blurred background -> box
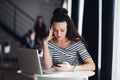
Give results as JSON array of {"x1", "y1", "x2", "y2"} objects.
[{"x1": 0, "y1": 0, "x2": 120, "y2": 80}]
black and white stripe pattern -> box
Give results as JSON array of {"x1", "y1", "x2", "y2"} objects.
[{"x1": 48, "y1": 41, "x2": 91, "y2": 66}]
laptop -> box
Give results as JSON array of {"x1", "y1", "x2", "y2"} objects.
[{"x1": 17, "y1": 48, "x2": 43, "y2": 75}]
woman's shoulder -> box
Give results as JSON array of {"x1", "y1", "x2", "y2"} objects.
[{"x1": 72, "y1": 40, "x2": 82, "y2": 45}]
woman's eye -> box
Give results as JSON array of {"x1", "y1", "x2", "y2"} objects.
[{"x1": 61, "y1": 29, "x2": 65, "y2": 32}]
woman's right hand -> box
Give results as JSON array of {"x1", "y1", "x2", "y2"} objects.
[{"x1": 44, "y1": 27, "x2": 54, "y2": 42}]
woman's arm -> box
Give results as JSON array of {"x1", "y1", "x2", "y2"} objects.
[
  {"x1": 73, "y1": 58, "x2": 96, "y2": 71},
  {"x1": 42, "y1": 27, "x2": 54, "y2": 70},
  {"x1": 55, "y1": 58, "x2": 95, "y2": 72},
  {"x1": 42, "y1": 41, "x2": 52, "y2": 70}
]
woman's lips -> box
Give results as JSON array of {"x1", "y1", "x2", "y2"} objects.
[{"x1": 57, "y1": 36, "x2": 61, "y2": 38}]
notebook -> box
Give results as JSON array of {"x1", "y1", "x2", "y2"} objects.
[{"x1": 17, "y1": 48, "x2": 43, "y2": 75}]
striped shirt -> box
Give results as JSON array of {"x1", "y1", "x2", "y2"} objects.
[{"x1": 48, "y1": 40, "x2": 91, "y2": 66}]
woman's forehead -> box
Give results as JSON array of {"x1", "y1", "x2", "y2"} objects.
[{"x1": 52, "y1": 22, "x2": 67, "y2": 28}]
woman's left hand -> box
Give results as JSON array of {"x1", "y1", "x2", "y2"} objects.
[{"x1": 55, "y1": 61, "x2": 74, "y2": 72}]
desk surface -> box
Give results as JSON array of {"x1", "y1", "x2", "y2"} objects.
[
  {"x1": 34, "y1": 71, "x2": 95, "y2": 78},
  {"x1": 18, "y1": 70, "x2": 95, "y2": 80}
]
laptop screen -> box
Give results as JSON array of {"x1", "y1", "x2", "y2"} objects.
[{"x1": 17, "y1": 48, "x2": 43, "y2": 75}]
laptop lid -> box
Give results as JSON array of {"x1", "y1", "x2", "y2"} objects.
[{"x1": 17, "y1": 48, "x2": 43, "y2": 75}]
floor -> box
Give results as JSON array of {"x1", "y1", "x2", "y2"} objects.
[{"x1": 0, "y1": 58, "x2": 33, "y2": 80}]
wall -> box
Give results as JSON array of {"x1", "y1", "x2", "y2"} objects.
[
  {"x1": 10, "y1": 0, "x2": 62, "y2": 28},
  {"x1": 0, "y1": 0, "x2": 62, "y2": 58}
]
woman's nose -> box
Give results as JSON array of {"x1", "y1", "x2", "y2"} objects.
[{"x1": 57, "y1": 31, "x2": 61, "y2": 36}]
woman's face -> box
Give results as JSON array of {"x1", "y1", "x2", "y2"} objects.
[
  {"x1": 52, "y1": 21, "x2": 67, "y2": 40},
  {"x1": 38, "y1": 18, "x2": 43, "y2": 27}
]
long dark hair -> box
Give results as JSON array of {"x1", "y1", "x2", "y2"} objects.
[
  {"x1": 51, "y1": 10, "x2": 82, "y2": 42},
  {"x1": 34, "y1": 16, "x2": 46, "y2": 27}
]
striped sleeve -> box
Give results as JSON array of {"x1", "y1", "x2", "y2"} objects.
[
  {"x1": 77, "y1": 41, "x2": 91, "y2": 60},
  {"x1": 66, "y1": 41, "x2": 91, "y2": 60}
]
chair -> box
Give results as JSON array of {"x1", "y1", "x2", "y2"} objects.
[{"x1": 0, "y1": 41, "x2": 11, "y2": 64}]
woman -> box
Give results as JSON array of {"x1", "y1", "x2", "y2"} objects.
[
  {"x1": 34, "y1": 16, "x2": 46, "y2": 49},
  {"x1": 22, "y1": 29, "x2": 36, "y2": 49},
  {"x1": 42, "y1": 8, "x2": 95, "y2": 72}
]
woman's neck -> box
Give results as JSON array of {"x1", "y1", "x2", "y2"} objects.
[
  {"x1": 53, "y1": 38, "x2": 69, "y2": 44},
  {"x1": 52, "y1": 38, "x2": 74, "y2": 48}
]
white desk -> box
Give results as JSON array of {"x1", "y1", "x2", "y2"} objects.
[{"x1": 34, "y1": 71, "x2": 95, "y2": 80}]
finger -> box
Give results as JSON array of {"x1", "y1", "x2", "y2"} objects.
[
  {"x1": 50, "y1": 26, "x2": 53, "y2": 31},
  {"x1": 57, "y1": 64, "x2": 63, "y2": 67},
  {"x1": 62, "y1": 61, "x2": 68, "y2": 64},
  {"x1": 50, "y1": 26, "x2": 53, "y2": 28},
  {"x1": 49, "y1": 28, "x2": 53, "y2": 36},
  {"x1": 55, "y1": 67, "x2": 64, "y2": 71}
]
